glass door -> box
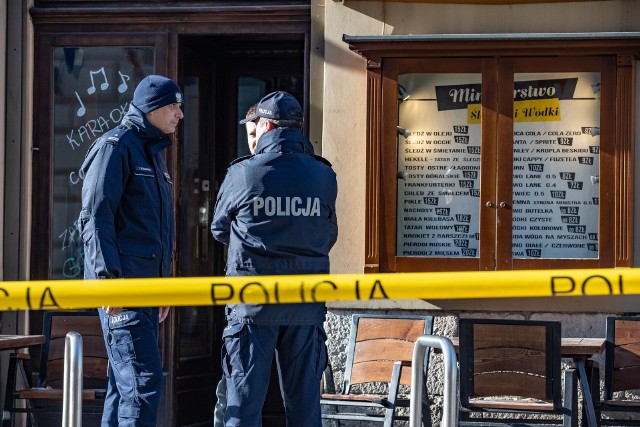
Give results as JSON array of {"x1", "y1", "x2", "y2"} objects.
[
  {"x1": 498, "y1": 57, "x2": 616, "y2": 270},
  {"x1": 175, "y1": 35, "x2": 305, "y2": 426}
]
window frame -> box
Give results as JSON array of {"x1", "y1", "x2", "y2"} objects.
[{"x1": 30, "y1": 33, "x2": 169, "y2": 280}]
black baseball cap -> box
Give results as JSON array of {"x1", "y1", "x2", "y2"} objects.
[{"x1": 239, "y1": 91, "x2": 303, "y2": 124}]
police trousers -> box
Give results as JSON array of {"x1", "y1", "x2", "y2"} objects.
[
  {"x1": 213, "y1": 376, "x2": 226, "y2": 427},
  {"x1": 99, "y1": 308, "x2": 163, "y2": 427},
  {"x1": 222, "y1": 322, "x2": 327, "y2": 427}
]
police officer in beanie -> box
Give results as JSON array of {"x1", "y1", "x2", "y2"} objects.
[
  {"x1": 211, "y1": 91, "x2": 338, "y2": 427},
  {"x1": 77, "y1": 74, "x2": 183, "y2": 427}
]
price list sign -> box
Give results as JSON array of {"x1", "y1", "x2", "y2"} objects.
[
  {"x1": 396, "y1": 72, "x2": 600, "y2": 260},
  {"x1": 396, "y1": 74, "x2": 482, "y2": 258},
  {"x1": 512, "y1": 72, "x2": 600, "y2": 259}
]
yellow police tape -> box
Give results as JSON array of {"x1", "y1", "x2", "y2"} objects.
[{"x1": 0, "y1": 268, "x2": 638, "y2": 311}]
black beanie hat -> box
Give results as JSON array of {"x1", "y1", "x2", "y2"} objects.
[{"x1": 132, "y1": 75, "x2": 183, "y2": 114}]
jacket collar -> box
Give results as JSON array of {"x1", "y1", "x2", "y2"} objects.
[
  {"x1": 122, "y1": 103, "x2": 171, "y2": 151},
  {"x1": 255, "y1": 127, "x2": 314, "y2": 155}
]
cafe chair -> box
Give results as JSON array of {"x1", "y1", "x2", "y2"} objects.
[
  {"x1": 320, "y1": 313, "x2": 434, "y2": 427},
  {"x1": 458, "y1": 318, "x2": 578, "y2": 427},
  {"x1": 596, "y1": 316, "x2": 640, "y2": 426},
  {"x1": 3, "y1": 311, "x2": 108, "y2": 427}
]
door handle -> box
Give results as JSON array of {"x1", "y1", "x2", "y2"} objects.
[
  {"x1": 197, "y1": 203, "x2": 209, "y2": 262},
  {"x1": 195, "y1": 179, "x2": 210, "y2": 262}
]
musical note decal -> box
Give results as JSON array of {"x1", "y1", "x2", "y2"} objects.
[
  {"x1": 87, "y1": 67, "x2": 109, "y2": 95},
  {"x1": 118, "y1": 71, "x2": 131, "y2": 93},
  {"x1": 75, "y1": 91, "x2": 86, "y2": 117}
]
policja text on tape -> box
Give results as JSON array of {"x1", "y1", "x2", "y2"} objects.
[{"x1": 0, "y1": 268, "x2": 637, "y2": 311}]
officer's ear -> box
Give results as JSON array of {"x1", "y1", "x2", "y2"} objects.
[{"x1": 265, "y1": 120, "x2": 276, "y2": 131}]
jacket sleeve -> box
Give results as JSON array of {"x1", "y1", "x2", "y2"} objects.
[
  {"x1": 77, "y1": 141, "x2": 127, "y2": 279},
  {"x1": 211, "y1": 170, "x2": 236, "y2": 245},
  {"x1": 327, "y1": 172, "x2": 339, "y2": 250}
]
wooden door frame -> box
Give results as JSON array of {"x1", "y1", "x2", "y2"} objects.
[
  {"x1": 28, "y1": 4, "x2": 311, "y2": 426},
  {"x1": 344, "y1": 33, "x2": 640, "y2": 273}
]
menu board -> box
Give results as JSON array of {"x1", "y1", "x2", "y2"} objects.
[
  {"x1": 52, "y1": 47, "x2": 154, "y2": 279},
  {"x1": 512, "y1": 72, "x2": 600, "y2": 259},
  {"x1": 397, "y1": 74, "x2": 482, "y2": 258},
  {"x1": 396, "y1": 72, "x2": 600, "y2": 260}
]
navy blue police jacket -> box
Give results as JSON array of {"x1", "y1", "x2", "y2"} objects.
[
  {"x1": 77, "y1": 104, "x2": 174, "y2": 280},
  {"x1": 211, "y1": 127, "x2": 338, "y2": 325}
]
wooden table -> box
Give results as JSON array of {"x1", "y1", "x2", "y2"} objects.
[
  {"x1": 562, "y1": 338, "x2": 605, "y2": 427},
  {"x1": 558, "y1": 337, "x2": 605, "y2": 357},
  {"x1": 0, "y1": 334, "x2": 45, "y2": 351},
  {"x1": 448, "y1": 336, "x2": 604, "y2": 356},
  {"x1": 448, "y1": 336, "x2": 605, "y2": 427}
]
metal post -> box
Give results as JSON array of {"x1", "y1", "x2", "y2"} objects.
[
  {"x1": 62, "y1": 331, "x2": 83, "y2": 427},
  {"x1": 410, "y1": 335, "x2": 458, "y2": 427}
]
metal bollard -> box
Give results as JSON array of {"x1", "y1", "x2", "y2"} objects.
[
  {"x1": 62, "y1": 331, "x2": 83, "y2": 427},
  {"x1": 410, "y1": 335, "x2": 458, "y2": 427}
]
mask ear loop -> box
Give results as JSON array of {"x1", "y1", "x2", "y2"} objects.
[{"x1": 298, "y1": 124, "x2": 310, "y2": 154}]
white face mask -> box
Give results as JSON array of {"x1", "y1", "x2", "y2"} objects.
[
  {"x1": 255, "y1": 118, "x2": 270, "y2": 142},
  {"x1": 146, "y1": 103, "x2": 184, "y2": 134},
  {"x1": 246, "y1": 121, "x2": 258, "y2": 155}
]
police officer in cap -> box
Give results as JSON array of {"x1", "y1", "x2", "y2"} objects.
[{"x1": 212, "y1": 91, "x2": 338, "y2": 427}]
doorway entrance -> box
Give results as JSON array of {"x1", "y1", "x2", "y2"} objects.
[{"x1": 168, "y1": 35, "x2": 305, "y2": 426}]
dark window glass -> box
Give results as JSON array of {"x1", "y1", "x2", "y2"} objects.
[{"x1": 52, "y1": 47, "x2": 153, "y2": 279}]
